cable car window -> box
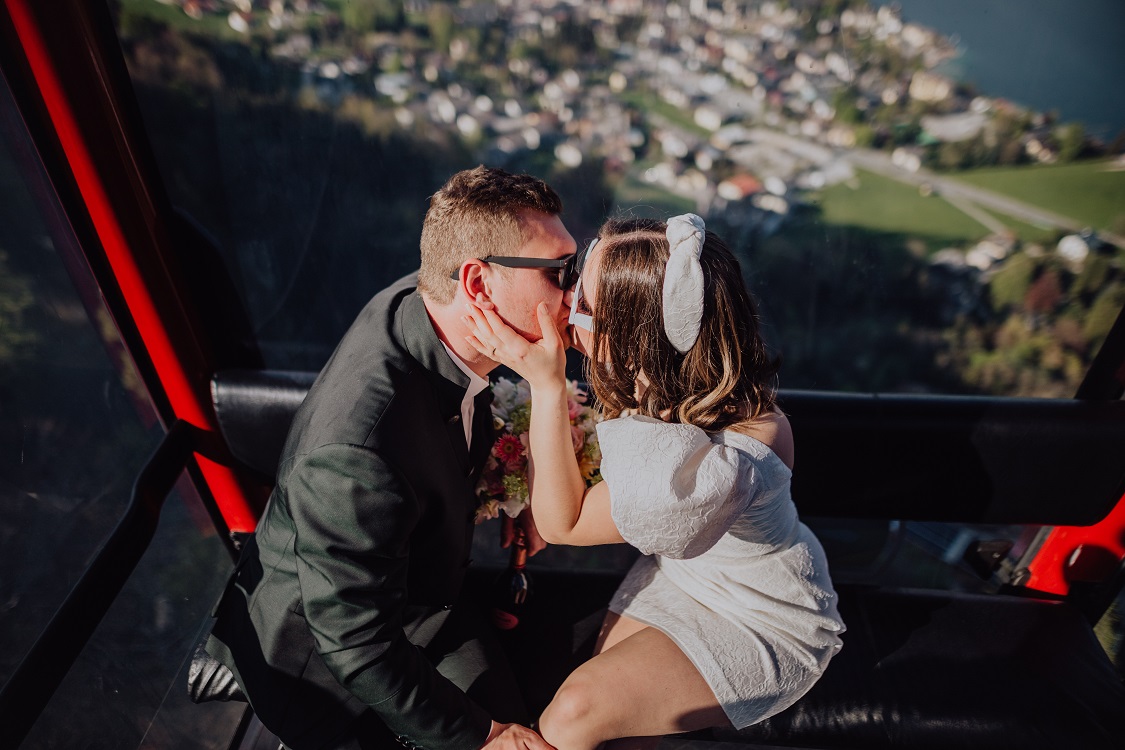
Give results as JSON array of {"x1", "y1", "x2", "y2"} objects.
[
  {"x1": 105, "y1": 2, "x2": 1125, "y2": 589},
  {"x1": 0, "y1": 71, "x2": 167, "y2": 689},
  {"x1": 109, "y1": 0, "x2": 1125, "y2": 393},
  {"x1": 16, "y1": 483, "x2": 242, "y2": 747},
  {"x1": 0, "y1": 60, "x2": 246, "y2": 745},
  {"x1": 15, "y1": 483, "x2": 244, "y2": 746}
]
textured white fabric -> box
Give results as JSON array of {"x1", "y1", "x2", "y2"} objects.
[
  {"x1": 662, "y1": 213, "x2": 707, "y2": 353},
  {"x1": 597, "y1": 415, "x2": 845, "y2": 729}
]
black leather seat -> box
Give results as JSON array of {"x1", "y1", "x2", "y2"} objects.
[
  {"x1": 208, "y1": 370, "x2": 1125, "y2": 749},
  {"x1": 717, "y1": 585, "x2": 1125, "y2": 748},
  {"x1": 451, "y1": 571, "x2": 1125, "y2": 749}
]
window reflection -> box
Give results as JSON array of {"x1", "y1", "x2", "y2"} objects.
[
  {"x1": 0, "y1": 72, "x2": 163, "y2": 688},
  {"x1": 20, "y1": 487, "x2": 242, "y2": 748}
]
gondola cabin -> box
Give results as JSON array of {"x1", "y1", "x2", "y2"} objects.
[{"x1": 0, "y1": 2, "x2": 1123, "y2": 748}]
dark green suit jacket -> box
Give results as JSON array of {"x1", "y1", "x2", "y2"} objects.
[{"x1": 208, "y1": 277, "x2": 496, "y2": 749}]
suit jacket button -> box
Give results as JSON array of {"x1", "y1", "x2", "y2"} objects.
[{"x1": 442, "y1": 603, "x2": 454, "y2": 611}]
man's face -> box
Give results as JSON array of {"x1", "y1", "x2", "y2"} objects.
[{"x1": 487, "y1": 211, "x2": 577, "y2": 342}]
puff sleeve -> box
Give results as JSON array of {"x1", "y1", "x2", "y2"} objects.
[{"x1": 597, "y1": 415, "x2": 754, "y2": 559}]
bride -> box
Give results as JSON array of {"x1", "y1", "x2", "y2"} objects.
[{"x1": 464, "y1": 214, "x2": 845, "y2": 749}]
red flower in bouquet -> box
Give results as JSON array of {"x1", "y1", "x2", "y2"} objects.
[{"x1": 492, "y1": 433, "x2": 526, "y2": 470}]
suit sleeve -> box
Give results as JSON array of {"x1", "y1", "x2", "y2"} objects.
[{"x1": 286, "y1": 443, "x2": 492, "y2": 750}]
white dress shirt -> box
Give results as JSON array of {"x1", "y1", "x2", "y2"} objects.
[{"x1": 441, "y1": 342, "x2": 490, "y2": 449}]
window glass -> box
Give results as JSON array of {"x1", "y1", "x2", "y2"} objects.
[
  {"x1": 107, "y1": 1, "x2": 1123, "y2": 593},
  {"x1": 20, "y1": 485, "x2": 242, "y2": 748},
  {"x1": 110, "y1": 0, "x2": 1125, "y2": 392},
  {"x1": 0, "y1": 70, "x2": 164, "y2": 688},
  {"x1": 0, "y1": 66, "x2": 243, "y2": 746}
]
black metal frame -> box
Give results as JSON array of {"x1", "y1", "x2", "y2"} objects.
[{"x1": 0, "y1": 421, "x2": 199, "y2": 750}]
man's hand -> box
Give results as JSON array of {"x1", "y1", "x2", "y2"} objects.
[
  {"x1": 483, "y1": 721, "x2": 555, "y2": 750},
  {"x1": 501, "y1": 506, "x2": 548, "y2": 556}
]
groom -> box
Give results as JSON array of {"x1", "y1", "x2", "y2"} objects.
[{"x1": 206, "y1": 166, "x2": 577, "y2": 749}]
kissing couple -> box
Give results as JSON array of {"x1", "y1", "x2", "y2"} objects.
[{"x1": 205, "y1": 166, "x2": 845, "y2": 750}]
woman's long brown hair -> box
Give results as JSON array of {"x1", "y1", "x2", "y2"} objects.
[{"x1": 586, "y1": 217, "x2": 779, "y2": 431}]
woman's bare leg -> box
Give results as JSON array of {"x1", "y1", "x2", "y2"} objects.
[
  {"x1": 593, "y1": 610, "x2": 648, "y2": 655},
  {"x1": 592, "y1": 613, "x2": 665, "y2": 750},
  {"x1": 538, "y1": 623, "x2": 729, "y2": 750}
]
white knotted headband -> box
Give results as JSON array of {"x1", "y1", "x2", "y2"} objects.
[{"x1": 662, "y1": 213, "x2": 707, "y2": 353}]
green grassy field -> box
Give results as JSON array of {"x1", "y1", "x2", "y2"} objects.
[
  {"x1": 951, "y1": 159, "x2": 1125, "y2": 232},
  {"x1": 119, "y1": 0, "x2": 247, "y2": 40},
  {"x1": 812, "y1": 169, "x2": 994, "y2": 249},
  {"x1": 612, "y1": 167, "x2": 697, "y2": 218},
  {"x1": 978, "y1": 208, "x2": 1061, "y2": 245}
]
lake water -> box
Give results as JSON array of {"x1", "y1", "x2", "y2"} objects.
[{"x1": 873, "y1": 0, "x2": 1125, "y2": 138}]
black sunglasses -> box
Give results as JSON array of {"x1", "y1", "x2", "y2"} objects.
[{"x1": 450, "y1": 253, "x2": 580, "y2": 289}]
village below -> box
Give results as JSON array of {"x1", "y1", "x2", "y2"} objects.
[{"x1": 112, "y1": 0, "x2": 1125, "y2": 398}]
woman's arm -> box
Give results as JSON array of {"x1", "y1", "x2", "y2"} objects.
[
  {"x1": 539, "y1": 480, "x2": 620, "y2": 546},
  {"x1": 464, "y1": 303, "x2": 624, "y2": 547},
  {"x1": 525, "y1": 381, "x2": 622, "y2": 545}
]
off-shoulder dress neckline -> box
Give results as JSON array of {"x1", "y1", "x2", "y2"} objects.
[{"x1": 716, "y1": 429, "x2": 794, "y2": 477}]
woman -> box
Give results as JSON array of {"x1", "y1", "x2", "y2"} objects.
[{"x1": 463, "y1": 214, "x2": 844, "y2": 749}]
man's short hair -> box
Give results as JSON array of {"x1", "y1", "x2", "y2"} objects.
[{"x1": 418, "y1": 166, "x2": 563, "y2": 304}]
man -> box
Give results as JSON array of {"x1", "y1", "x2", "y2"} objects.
[{"x1": 206, "y1": 166, "x2": 577, "y2": 749}]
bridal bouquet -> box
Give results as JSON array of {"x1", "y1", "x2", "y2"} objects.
[{"x1": 474, "y1": 377, "x2": 602, "y2": 523}]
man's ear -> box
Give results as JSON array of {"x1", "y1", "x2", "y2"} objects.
[{"x1": 458, "y1": 260, "x2": 497, "y2": 310}]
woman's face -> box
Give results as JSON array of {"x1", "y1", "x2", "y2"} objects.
[{"x1": 569, "y1": 239, "x2": 601, "y2": 357}]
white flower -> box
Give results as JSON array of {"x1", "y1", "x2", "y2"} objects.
[{"x1": 499, "y1": 496, "x2": 526, "y2": 518}]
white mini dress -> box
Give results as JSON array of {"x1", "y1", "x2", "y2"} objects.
[{"x1": 598, "y1": 414, "x2": 845, "y2": 729}]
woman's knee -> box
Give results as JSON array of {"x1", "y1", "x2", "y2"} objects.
[{"x1": 539, "y1": 679, "x2": 605, "y2": 745}]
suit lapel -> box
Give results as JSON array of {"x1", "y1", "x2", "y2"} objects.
[{"x1": 396, "y1": 291, "x2": 474, "y2": 474}]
